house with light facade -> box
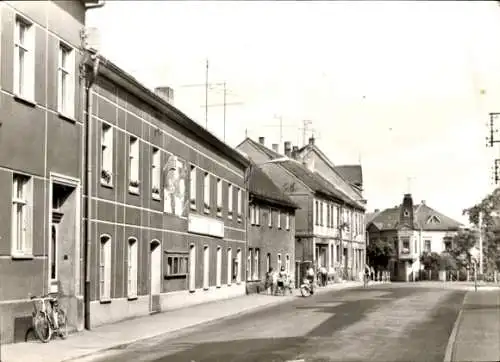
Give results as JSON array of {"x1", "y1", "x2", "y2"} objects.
[
  {"x1": 366, "y1": 194, "x2": 463, "y2": 281},
  {"x1": 237, "y1": 137, "x2": 366, "y2": 283}
]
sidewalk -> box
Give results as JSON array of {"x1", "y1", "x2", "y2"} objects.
[
  {"x1": 1, "y1": 281, "x2": 362, "y2": 362},
  {"x1": 445, "y1": 289, "x2": 500, "y2": 362}
]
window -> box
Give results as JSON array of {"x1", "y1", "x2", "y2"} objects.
[
  {"x1": 189, "y1": 245, "x2": 196, "y2": 291},
  {"x1": 237, "y1": 188, "x2": 242, "y2": 222},
  {"x1": 216, "y1": 246, "x2": 222, "y2": 287},
  {"x1": 285, "y1": 213, "x2": 290, "y2": 230},
  {"x1": 268, "y1": 208, "x2": 272, "y2": 227},
  {"x1": 327, "y1": 204, "x2": 331, "y2": 228},
  {"x1": 247, "y1": 248, "x2": 252, "y2": 281},
  {"x1": 128, "y1": 136, "x2": 140, "y2": 193},
  {"x1": 277, "y1": 210, "x2": 281, "y2": 229},
  {"x1": 203, "y1": 173, "x2": 210, "y2": 213},
  {"x1": 427, "y1": 215, "x2": 441, "y2": 224},
  {"x1": 336, "y1": 243, "x2": 341, "y2": 263},
  {"x1": 227, "y1": 248, "x2": 232, "y2": 285},
  {"x1": 14, "y1": 16, "x2": 34, "y2": 101},
  {"x1": 228, "y1": 184, "x2": 233, "y2": 219},
  {"x1": 57, "y1": 42, "x2": 75, "y2": 117},
  {"x1": 333, "y1": 205, "x2": 338, "y2": 229},
  {"x1": 315, "y1": 200, "x2": 319, "y2": 226},
  {"x1": 253, "y1": 248, "x2": 260, "y2": 280},
  {"x1": 216, "y1": 179, "x2": 222, "y2": 217},
  {"x1": 424, "y1": 240, "x2": 431, "y2": 252},
  {"x1": 285, "y1": 254, "x2": 290, "y2": 274},
  {"x1": 100, "y1": 123, "x2": 113, "y2": 186},
  {"x1": 250, "y1": 205, "x2": 255, "y2": 225},
  {"x1": 266, "y1": 253, "x2": 271, "y2": 273},
  {"x1": 190, "y1": 165, "x2": 196, "y2": 210},
  {"x1": 166, "y1": 253, "x2": 188, "y2": 276},
  {"x1": 255, "y1": 205, "x2": 260, "y2": 225},
  {"x1": 235, "y1": 249, "x2": 242, "y2": 283},
  {"x1": 414, "y1": 239, "x2": 418, "y2": 254},
  {"x1": 203, "y1": 246, "x2": 209, "y2": 290},
  {"x1": 127, "y1": 238, "x2": 138, "y2": 298},
  {"x1": 401, "y1": 238, "x2": 410, "y2": 254},
  {"x1": 330, "y1": 244, "x2": 334, "y2": 267},
  {"x1": 99, "y1": 235, "x2": 111, "y2": 301},
  {"x1": 151, "y1": 148, "x2": 161, "y2": 199},
  {"x1": 444, "y1": 237, "x2": 453, "y2": 251},
  {"x1": 11, "y1": 174, "x2": 33, "y2": 257},
  {"x1": 277, "y1": 254, "x2": 282, "y2": 271},
  {"x1": 320, "y1": 202, "x2": 324, "y2": 226}
]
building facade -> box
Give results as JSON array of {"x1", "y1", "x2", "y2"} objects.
[
  {"x1": 245, "y1": 165, "x2": 298, "y2": 293},
  {"x1": 84, "y1": 55, "x2": 250, "y2": 328},
  {"x1": 0, "y1": 0, "x2": 100, "y2": 344},
  {"x1": 366, "y1": 194, "x2": 463, "y2": 281},
  {"x1": 237, "y1": 137, "x2": 366, "y2": 283}
]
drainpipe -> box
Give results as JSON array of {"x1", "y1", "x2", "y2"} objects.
[{"x1": 84, "y1": 53, "x2": 100, "y2": 330}]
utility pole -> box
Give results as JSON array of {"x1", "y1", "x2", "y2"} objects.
[
  {"x1": 205, "y1": 59, "x2": 209, "y2": 129},
  {"x1": 486, "y1": 112, "x2": 500, "y2": 184},
  {"x1": 479, "y1": 211, "x2": 483, "y2": 275}
]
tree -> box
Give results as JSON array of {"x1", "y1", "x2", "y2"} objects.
[
  {"x1": 449, "y1": 229, "x2": 478, "y2": 268},
  {"x1": 420, "y1": 251, "x2": 441, "y2": 271},
  {"x1": 463, "y1": 188, "x2": 500, "y2": 272},
  {"x1": 366, "y1": 239, "x2": 395, "y2": 271}
]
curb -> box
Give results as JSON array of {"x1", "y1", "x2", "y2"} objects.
[
  {"x1": 443, "y1": 293, "x2": 467, "y2": 362},
  {"x1": 64, "y1": 283, "x2": 363, "y2": 362}
]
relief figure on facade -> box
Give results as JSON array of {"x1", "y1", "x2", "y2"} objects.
[{"x1": 163, "y1": 155, "x2": 187, "y2": 216}]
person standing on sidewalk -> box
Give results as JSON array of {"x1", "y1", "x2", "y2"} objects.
[{"x1": 319, "y1": 266, "x2": 328, "y2": 287}]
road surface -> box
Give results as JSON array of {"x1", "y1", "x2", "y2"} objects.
[{"x1": 84, "y1": 285, "x2": 465, "y2": 362}]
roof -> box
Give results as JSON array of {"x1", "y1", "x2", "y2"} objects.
[
  {"x1": 334, "y1": 165, "x2": 363, "y2": 187},
  {"x1": 236, "y1": 137, "x2": 283, "y2": 159},
  {"x1": 367, "y1": 201, "x2": 463, "y2": 231},
  {"x1": 248, "y1": 165, "x2": 298, "y2": 209},
  {"x1": 89, "y1": 52, "x2": 250, "y2": 170},
  {"x1": 279, "y1": 161, "x2": 365, "y2": 211}
]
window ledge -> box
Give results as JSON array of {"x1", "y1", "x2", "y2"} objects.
[
  {"x1": 128, "y1": 186, "x2": 140, "y2": 195},
  {"x1": 216, "y1": 285, "x2": 221, "y2": 289},
  {"x1": 11, "y1": 254, "x2": 34, "y2": 260},
  {"x1": 99, "y1": 299, "x2": 111, "y2": 304},
  {"x1": 164, "y1": 274, "x2": 187, "y2": 280},
  {"x1": 152, "y1": 194, "x2": 161, "y2": 201},
  {"x1": 227, "y1": 283, "x2": 232, "y2": 287},
  {"x1": 189, "y1": 290, "x2": 195, "y2": 293},
  {"x1": 127, "y1": 296, "x2": 138, "y2": 301},
  {"x1": 58, "y1": 112, "x2": 76, "y2": 123},
  {"x1": 14, "y1": 94, "x2": 36, "y2": 107},
  {"x1": 101, "y1": 180, "x2": 114, "y2": 189},
  {"x1": 203, "y1": 287, "x2": 209, "y2": 291}
]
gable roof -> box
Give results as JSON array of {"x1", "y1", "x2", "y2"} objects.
[
  {"x1": 91, "y1": 52, "x2": 250, "y2": 170},
  {"x1": 248, "y1": 165, "x2": 298, "y2": 209},
  {"x1": 367, "y1": 202, "x2": 463, "y2": 231},
  {"x1": 237, "y1": 137, "x2": 365, "y2": 210},
  {"x1": 334, "y1": 165, "x2": 363, "y2": 188}
]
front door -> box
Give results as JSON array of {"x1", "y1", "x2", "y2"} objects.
[
  {"x1": 150, "y1": 241, "x2": 161, "y2": 313},
  {"x1": 50, "y1": 222, "x2": 59, "y2": 293}
]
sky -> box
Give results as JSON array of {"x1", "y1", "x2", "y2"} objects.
[{"x1": 87, "y1": 0, "x2": 500, "y2": 225}]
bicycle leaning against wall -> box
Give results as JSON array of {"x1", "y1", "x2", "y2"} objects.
[{"x1": 30, "y1": 293, "x2": 68, "y2": 343}]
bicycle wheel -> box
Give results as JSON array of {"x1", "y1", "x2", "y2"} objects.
[
  {"x1": 33, "y1": 312, "x2": 52, "y2": 343},
  {"x1": 57, "y1": 308, "x2": 68, "y2": 339}
]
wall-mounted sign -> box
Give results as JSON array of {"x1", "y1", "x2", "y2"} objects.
[{"x1": 188, "y1": 213, "x2": 224, "y2": 238}]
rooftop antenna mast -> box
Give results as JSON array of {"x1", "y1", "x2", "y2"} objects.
[{"x1": 302, "y1": 120, "x2": 313, "y2": 147}]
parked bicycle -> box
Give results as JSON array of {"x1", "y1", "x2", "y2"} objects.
[{"x1": 30, "y1": 293, "x2": 68, "y2": 343}]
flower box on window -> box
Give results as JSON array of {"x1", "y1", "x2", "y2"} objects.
[
  {"x1": 237, "y1": 213, "x2": 242, "y2": 223},
  {"x1": 228, "y1": 210, "x2": 233, "y2": 219},
  {"x1": 204, "y1": 202, "x2": 210, "y2": 214},
  {"x1": 190, "y1": 198, "x2": 196, "y2": 210},
  {"x1": 216, "y1": 205, "x2": 222, "y2": 217},
  {"x1": 152, "y1": 186, "x2": 160, "y2": 200},
  {"x1": 401, "y1": 248, "x2": 410, "y2": 254},
  {"x1": 101, "y1": 169, "x2": 112, "y2": 185},
  {"x1": 129, "y1": 180, "x2": 140, "y2": 194}
]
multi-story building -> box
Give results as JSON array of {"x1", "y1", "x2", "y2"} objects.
[
  {"x1": 0, "y1": 0, "x2": 103, "y2": 344},
  {"x1": 366, "y1": 194, "x2": 463, "y2": 281},
  {"x1": 84, "y1": 54, "x2": 250, "y2": 328},
  {"x1": 237, "y1": 137, "x2": 366, "y2": 284},
  {"x1": 245, "y1": 164, "x2": 298, "y2": 293}
]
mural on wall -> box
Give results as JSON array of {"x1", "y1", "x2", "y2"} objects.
[{"x1": 163, "y1": 155, "x2": 187, "y2": 217}]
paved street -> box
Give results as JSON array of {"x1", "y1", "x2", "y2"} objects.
[{"x1": 80, "y1": 285, "x2": 465, "y2": 362}]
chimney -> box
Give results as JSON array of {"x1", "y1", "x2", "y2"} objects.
[
  {"x1": 272, "y1": 143, "x2": 279, "y2": 153},
  {"x1": 154, "y1": 86, "x2": 174, "y2": 105},
  {"x1": 374, "y1": 209, "x2": 380, "y2": 213},
  {"x1": 258, "y1": 137, "x2": 265, "y2": 145},
  {"x1": 421, "y1": 200, "x2": 426, "y2": 205},
  {"x1": 284, "y1": 141, "x2": 291, "y2": 157},
  {"x1": 291, "y1": 146, "x2": 299, "y2": 159},
  {"x1": 309, "y1": 136, "x2": 315, "y2": 146}
]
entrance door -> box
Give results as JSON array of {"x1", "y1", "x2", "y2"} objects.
[
  {"x1": 189, "y1": 244, "x2": 196, "y2": 291},
  {"x1": 50, "y1": 223, "x2": 59, "y2": 293},
  {"x1": 150, "y1": 240, "x2": 161, "y2": 313}
]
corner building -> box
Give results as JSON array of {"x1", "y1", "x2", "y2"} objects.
[{"x1": 85, "y1": 56, "x2": 249, "y2": 327}]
